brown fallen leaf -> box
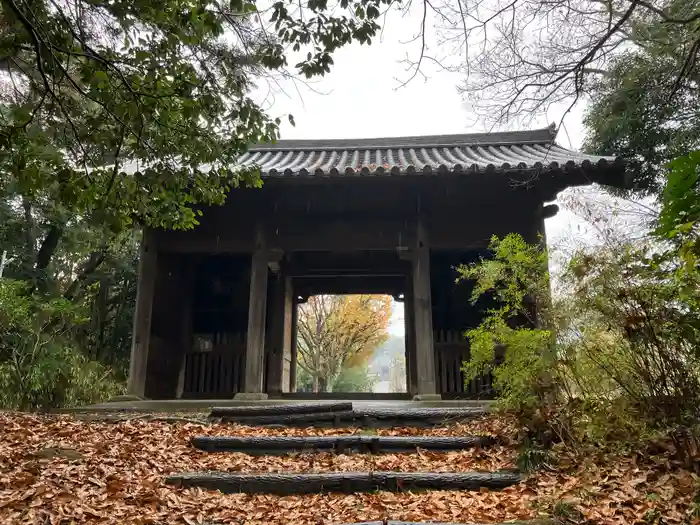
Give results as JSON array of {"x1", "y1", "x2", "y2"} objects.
[{"x1": 0, "y1": 412, "x2": 698, "y2": 525}]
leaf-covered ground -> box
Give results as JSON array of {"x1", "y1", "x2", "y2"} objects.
[{"x1": 0, "y1": 413, "x2": 697, "y2": 524}]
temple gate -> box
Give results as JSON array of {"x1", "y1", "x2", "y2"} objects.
[{"x1": 126, "y1": 126, "x2": 627, "y2": 400}]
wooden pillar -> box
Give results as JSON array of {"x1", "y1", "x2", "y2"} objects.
[
  {"x1": 404, "y1": 280, "x2": 418, "y2": 395},
  {"x1": 529, "y1": 202, "x2": 555, "y2": 329},
  {"x1": 289, "y1": 297, "x2": 299, "y2": 392},
  {"x1": 237, "y1": 226, "x2": 269, "y2": 399},
  {"x1": 411, "y1": 220, "x2": 439, "y2": 399},
  {"x1": 127, "y1": 229, "x2": 158, "y2": 398},
  {"x1": 524, "y1": 201, "x2": 554, "y2": 246},
  {"x1": 175, "y1": 259, "x2": 195, "y2": 399},
  {"x1": 265, "y1": 270, "x2": 292, "y2": 396},
  {"x1": 281, "y1": 276, "x2": 294, "y2": 393}
]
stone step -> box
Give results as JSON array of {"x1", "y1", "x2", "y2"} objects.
[
  {"x1": 209, "y1": 402, "x2": 353, "y2": 417},
  {"x1": 210, "y1": 406, "x2": 487, "y2": 427},
  {"x1": 337, "y1": 521, "x2": 558, "y2": 525},
  {"x1": 191, "y1": 435, "x2": 498, "y2": 455},
  {"x1": 165, "y1": 470, "x2": 521, "y2": 495},
  {"x1": 203, "y1": 518, "x2": 564, "y2": 525}
]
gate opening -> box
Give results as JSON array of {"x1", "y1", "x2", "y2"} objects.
[{"x1": 294, "y1": 294, "x2": 406, "y2": 393}]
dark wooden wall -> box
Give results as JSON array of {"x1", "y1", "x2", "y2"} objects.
[
  {"x1": 153, "y1": 175, "x2": 546, "y2": 254},
  {"x1": 429, "y1": 250, "x2": 499, "y2": 397},
  {"x1": 145, "y1": 253, "x2": 193, "y2": 398}
]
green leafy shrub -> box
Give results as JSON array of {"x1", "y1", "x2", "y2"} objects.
[
  {"x1": 457, "y1": 233, "x2": 557, "y2": 413},
  {"x1": 460, "y1": 192, "x2": 700, "y2": 446},
  {"x1": 516, "y1": 437, "x2": 555, "y2": 473},
  {"x1": 560, "y1": 243, "x2": 700, "y2": 423},
  {"x1": 0, "y1": 279, "x2": 123, "y2": 410}
]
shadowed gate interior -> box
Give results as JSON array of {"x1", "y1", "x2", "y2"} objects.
[
  {"x1": 168, "y1": 249, "x2": 495, "y2": 400},
  {"x1": 152, "y1": 246, "x2": 500, "y2": 399}
]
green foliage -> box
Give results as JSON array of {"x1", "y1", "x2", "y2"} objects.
[
  {"x1": 550, "y1": 500, "x2": 583, "y2": 522},
  {"x1": 560, "y1": 242, "x2": 700, "y2": 422},
  {"x1": 657, "y1": 151, "x2": 700, "y2": 253},
  {"x1": 332, "y1": 366, "x2": 376, "y2": 393},
  {"x1": 0, "y1": 194, "x2": 139, "y2": 377},
  {"x1": 555, "y1": 151, "x2": 700, "y2": 427},
  {"x1": 295, "y1": 366, "x2": 315, "y2": 392},
  {"x1": 516, "y1": 438, "x2": 555, "y2": 473},
  {"x1": 0, "y1": 0, "x2": 396, "y2": 233},
  {"x1": 462, "y1": 196, "x2": 700, "y2": 444},
  {"x1": 296, "y1": 364, "x2": 376, "y2": 392},
  {"x1": 458, "y1": 233, "x2": 556, "y2": 412},
  {"x1": 583, "y1": 0, "x2": 700, "y2": 198},
  {"x1": 0, "y1": 279, "x2": 123, "y2": 410},
  {"x1": 0, "y1": 0, "x2": 396, "y2": 410}
]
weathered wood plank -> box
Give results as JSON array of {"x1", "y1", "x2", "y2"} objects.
[
  {"x1": 142, "y1": 517, "x2": 558, "y2": 524},
  {"x1": 210, "y1": 402, "x2": 353, "y2": 417},
  {"x1": 190, "y1": 435, "x2": 497, "y2": 454},
  {"x1": 206, "y1": 520, "x2": 558, "y2": 525},
  {"x1": 337, "y1": 521, "x2": 559, "y2": 525},
  {"x1": 164, "y1": 471, "x2": 521, "y2": 495},
  {"x1": 214, "y1": 410, "x2": 355, "y2": 426},
  {"x1": 211, "y1": 407, "x2": 487, "y2": 427}
]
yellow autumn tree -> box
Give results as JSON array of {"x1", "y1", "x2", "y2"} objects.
[{"x1": 296, "y1": 295, "x2": 392, "y2": 392}]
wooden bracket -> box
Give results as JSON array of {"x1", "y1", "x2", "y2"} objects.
[
  {"x1": 397, "y1": 247, "x2": 414, "y2": 261},
  {"x1": 540, "y1": 203, "x2": 559, "y2": 219},
  {"x1": 267, "y1": 249, "x2": 284, "y2": 274}
]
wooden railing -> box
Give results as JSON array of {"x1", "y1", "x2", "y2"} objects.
[
  {"x1": 180, "y1": 329, "x2": 495, "y2": 399},
  {"x1": 181, "y1": 332, "x2": 246, "y2": 398},
  {"x1": 434, "y1": 329, "x2": 494, "y2": 398}
]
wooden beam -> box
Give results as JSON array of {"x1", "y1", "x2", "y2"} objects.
[
  {"x1": 156, "y1": 218, "x2": 416, "y2": 253},
  {"x1": 127, "y1": 229, "x2": 158, "y2": 398},
  {"x1": 411, "y1": 219, "x2": 438, "y2": 397},
  {"x1": 292, "y1": 275, "x2": 406, "y2": 296},
  {"x1": 240, "y1": 226, "x2": 269, "y2": 396},
  {"x1": 155, "y1": 198, "x2": 548, "y2": 254},
  {"x1": 266, "y1": 219, "x2": 414, "y2": 252}
]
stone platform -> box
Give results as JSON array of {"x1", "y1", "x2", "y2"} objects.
[{"x1": 61, "y1": 398, "x2": 494, "y2": 414}]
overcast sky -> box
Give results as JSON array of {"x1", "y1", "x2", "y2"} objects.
[{"x1": 248, "y1": 8, "x2": 604, "y2": 336}]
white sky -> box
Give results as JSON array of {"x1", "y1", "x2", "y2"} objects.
[{"x1": 250, "y1": 7, "x2": 605, "y2": 336}]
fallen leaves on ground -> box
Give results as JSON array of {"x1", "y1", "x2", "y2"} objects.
[{"x1": 0, "y1": 412, "x2": 697, "y2": 525}]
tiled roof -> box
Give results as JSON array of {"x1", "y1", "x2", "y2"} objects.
[{"x1": 235, "y1": 127, "x2": 619, "y2": 177}]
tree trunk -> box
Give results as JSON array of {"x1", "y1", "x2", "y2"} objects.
[
  {"x1": 35, "y1": 224, "x2": 63, "y2": 271},
  {"x1": 21, "y1": 198, "x2": 35, "y2": 275},
  {"x1": 63, "y1": 248, "x2": 108, "y2": 300},
  {"x1": 94, "y1": 277, "x2": 109, "y2": 359},
  {"x1": 318, "y1": 376, "x2": 329, "y2": 392}
]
